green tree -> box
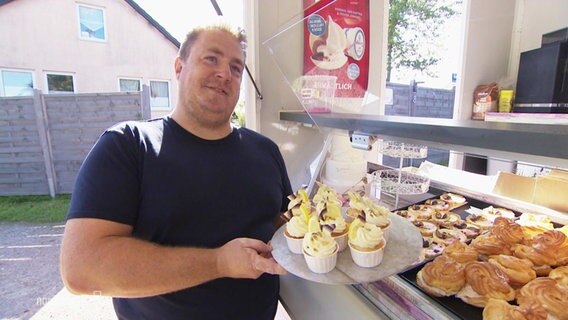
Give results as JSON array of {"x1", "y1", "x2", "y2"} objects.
[{"x1": 387, "y1": 0, "x2": 457, "y2": 82}]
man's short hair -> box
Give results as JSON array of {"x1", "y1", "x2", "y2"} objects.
[{"x1": 178, "y1": 22, "x2": 247, "y2": 61}]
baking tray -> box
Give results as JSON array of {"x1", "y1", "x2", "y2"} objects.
[{"x1": 394, "y1": 193, "x2": 523, "y2": 320}]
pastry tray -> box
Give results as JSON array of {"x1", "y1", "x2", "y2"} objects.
[
  {"x1": 394, "y1": 193, "x2": 522, "y2": 320},
  {"x1": 271, "y1": 213, "x2": 422, "y2": 285}
]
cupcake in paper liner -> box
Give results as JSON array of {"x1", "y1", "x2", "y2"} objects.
[
  {"x1": 302, "y1": 230, "x2": 338, "y2": 274},
  {"x1": 283, "y1": 202, "x2": 313, "y2": 254},
  {"x1": 348, "y1": 217, "x2": 386, "y2": 268},
  {"x1": 317, "y1": 201, "x2": 349, "y2": 252}
]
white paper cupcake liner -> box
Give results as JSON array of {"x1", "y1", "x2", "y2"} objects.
[
  {"x1": 349, "y1": 241, "x2": 385, "y2": 268},
  {"x1": 303, "y1": 248, "x2": 338, "y2": 273},
  {"x1": 284, "y1": 233, "x2": 304, "y2": 254}
]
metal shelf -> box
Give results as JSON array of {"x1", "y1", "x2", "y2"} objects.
[{"x1": 280, "y1": 111, "x2": 568, "y2": 168}]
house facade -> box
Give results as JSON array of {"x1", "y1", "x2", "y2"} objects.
[{"x1": 0, "y1": 0, "x2": 180, "y2": 116}]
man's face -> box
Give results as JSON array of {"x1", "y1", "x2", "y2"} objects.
[{"x1": 175, "y1": 30, "x2": 245, "y2": 129}]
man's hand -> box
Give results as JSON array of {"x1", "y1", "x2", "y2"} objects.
[{"x1": 215, "y1": 238, "x2": 287, "y2": 279}]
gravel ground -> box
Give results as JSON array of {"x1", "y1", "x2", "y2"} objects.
[{"x1": 0, "y1": 223, "x2": 65, "y2": 320}]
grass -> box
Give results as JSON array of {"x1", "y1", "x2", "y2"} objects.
[{"x1": 0, "y1": 194, "x2": 71, "y2": 223}]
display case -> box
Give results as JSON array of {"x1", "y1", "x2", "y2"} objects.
[{"x1": 255, "y1": 1, "x2": 568, "y2": 319}]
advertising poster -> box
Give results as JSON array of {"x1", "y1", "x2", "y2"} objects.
[{"x1": 303, "y1": 0, "x2": 370, "y2": 99}]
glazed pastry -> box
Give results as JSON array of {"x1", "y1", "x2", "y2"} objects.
[
  {"x1": 488, "y1": 254, "x2": 536, "y2": 287},
  {"x1": 549, "y1": 266, "x2": 568, "y2": 289},
  {"x1": 518, "y1": 212, "x2": 555, "y2": 231},
  {"x1": 466, "y1": 214, "x2": 494, "y2": 230},
  {"x1": 394, "y1": 210, "x2": 417, "y2": 223},
  {"x1": 530, "y1": 230, "x2": 567, "y2": 251},
  {"x1": 491, "y1": 217, "x2": 526, "y2": 245},
  {"x1": 416, "y1": 255, "x2": 466, "y2": 297},
  {"x1": 424, "y1": 198, "x2": 450, "y2": 211},
  {"x1": 471, "y1": 233, "x2": 512, "y2": 256},
  {"x1": 513, "y1": 244, "x2": 556, "y2": 276},
  {"x1": 440, "y1": 192, "x2": 466, "y2": 208},
  {"x1": 482, "y1": 298, "x2": 548, "y2": 320},
  {"x1": 517, "y1": 278, "x2": 568, "y2": 320},
  {"x1": 431, "y1": 211, "x2": 462, "y2": 227},
  {"x1": 433, "y1": 227, "x2": 467, "y2": 246},
  {"x1": 456, "y1": 261, "x2": 516, "y2": 308},
  {"x1": 413, "y1": 220, "x2": 437, "y2": 237},
  {"x1": 443, "y1": 240, "x2": 478, "y2": 264},
  {"x1": 408, "y1": 204, "x2": 435, "y2": 220},
  {"x1": 557, "y1": 245, "x2": 568, "y2": 267},
  {"x1": 454, "y1": 222, "x2": 482, "y2": 240}
]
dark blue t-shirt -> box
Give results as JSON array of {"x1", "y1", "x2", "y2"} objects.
[{"x1": 67, "y1": 116, "x2": 292, "y2": 319}]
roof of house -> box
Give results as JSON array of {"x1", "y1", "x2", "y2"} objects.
[{"x1": 0, "y1": 0, "x2": 181, "y2": 48}]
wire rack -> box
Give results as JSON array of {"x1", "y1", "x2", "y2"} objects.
[{"x1": 376, "y1": 141, "x2": 428, "y2": 159}]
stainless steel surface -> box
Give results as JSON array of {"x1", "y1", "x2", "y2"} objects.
[{"x1": 279, "y1": 111, "x2": 568, "y2": 168}]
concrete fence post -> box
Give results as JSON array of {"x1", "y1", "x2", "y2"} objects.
[{"x1": 32, "y1": 90, "x2": 57, "y2": 197}]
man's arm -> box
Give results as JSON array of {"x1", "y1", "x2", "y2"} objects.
[{"x1": 60, "y1": 218, "x2": 286, "y2": 298}]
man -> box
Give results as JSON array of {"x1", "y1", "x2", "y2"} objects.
[{"x1": 60, "y1": 22, "x2": 292, "y2": 319}]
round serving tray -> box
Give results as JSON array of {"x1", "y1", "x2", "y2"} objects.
[{"x1": 271, "y1": 213, "x2": 422, "y2": 284}]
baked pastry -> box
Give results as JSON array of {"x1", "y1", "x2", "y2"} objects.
[
  {"x1": 443, "y1": 240, "x2": 478, "y2": 264},
  {"x1": 431, "y1": 210, "x2": 462, "y2": 227},
  {"x1": 513, "y1": 244, "x2": 556, "y2": 276},
  {"x1": 413, "y1": 220, "x2": 437, "y2": 237},
  {"x1": 491, "y1": 217, "x2": 526, "y2": 245},
  {"x1": 471, "y1": 233, "x2": 512, "y2": 257},
  {"x1": 394, "y1": 210, "x2": 417, "y2": 223},
  {"x1": 408, "y1": 204, "x2": 435, "y2": 220},
  {"x1": 456, "y1": 261, "x2": 516, "y2": 308},
  {"x1": 549, "y1": 265, "x2": 568, "y2": 289},
  {"x1": 433, "y1": 227, "x2": 467, "y2": 246},
  {"x1": 424, "y1": 198, "x2": 450, "y2": 211},
  {"x1": 482, "y1": 206, "x2": 516, "y2": 221},
  {"x1": 517, "y1": 278, "x2": 568, "y2": 320},
  {"x1": 421, "y1": 238, "x2": 446, "y2": 260},
  {"x1": 439, "y1": 192, "x2": 466, "y2": 208},
  {"x1": 531, "y1": 230, "x2": 567, "y2": 251},
  {"x1": 488, "y1": 254, "x2": 536, "y2": 287},
  {"x1": 482, "y1": 298, "x2": 548, "y2": 320},
  {"x1": 466, "y1": 214, "x2": 494, "y2": 230},
  {"x1": 416, "y1": 255, "x2": 466, "y2": 297},
  {"x1": 454, "y1": 222, "x2": 482, "y2": 240}
]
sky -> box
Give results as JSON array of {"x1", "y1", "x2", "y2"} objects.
[{"x1": 133, "y1": 0, "x2": 244, "y2": 42}]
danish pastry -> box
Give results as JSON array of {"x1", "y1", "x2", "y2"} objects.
[
  {"x1": 466, "y1": 214, "x2": 494, "y2": 230},
  {"x1": 490, "y1": 217, "x2": 525, "y2": 245},
  {"x1": 433, "y1": 227, "x2": 467, "y2": 246},
  {"x1": 456, "y1": 261, "x2": 516, "y2": 308},
  {"x1": 394, "y1": 210, "x2": 417, "y2": 223},
  {"x1": 416, "y1": 255, "x2": 466, "y2": 297},
  {"x1": 482, "y1": 298, "x2": 547, "y2": 320},
  {"x1": 421, "y1": 237, "x2": 446, "y2": 260},
  {"x1": 517, "y1": 277, "x2": 568, "y2": 320},
  {"x1": 443, "y1": 240, "x2": 478, "y2": 264},
  {"x1": 439, "y1": 192, "x2": 466, "y2": 208},
  {"x1": 488, "y1": 254, "x2": 536, "y2": 287},
  {"x1": 513, "y1": 244, "x2": 556, "y2": 276},
  {"x1": 549, "y1": 265, "x2": 568, "y2": 289},
  {"x1": 471, "y1": 233, "x2": 512, "y2": 256},
  {"x1": 454, "y1": 222, "x2": 482, "y2": 240},
  {"x1": 413, "y1": 220, "x2": 437, "y2": 237},
  {"x1": 431, "y1": 211, "x2": 462, "y2": 227},
  {"x1": 424, "y1": 198, "x2": 450, "y2": 211},
  {"x1": 408, "y1": 204, "x2": 435, "y2": 220}
]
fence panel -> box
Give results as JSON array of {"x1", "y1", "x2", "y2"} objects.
[{"x1": 0, "y1": 87, "x2": 150, "y2": 196}]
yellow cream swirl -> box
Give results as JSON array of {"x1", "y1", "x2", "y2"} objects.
[
  {"x1": 286, "y1": 216, "x2": 308, "y2": 238},
  {"x1": 350, "y1": 223, "x2": 384, "y2": 250},
  {"x1": 302, "y1": 231, "x2": 337, "y2": 257}
]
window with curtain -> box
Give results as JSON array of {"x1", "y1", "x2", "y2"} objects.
[
  {"x1": 119, "y1": 79, "x2": 141, "y2": 92},
  {"x1": 78, "y1": 4, "x2": 106, "y2": 41},
  {"x1": 150, "y1": 80, "x2": 170, "y2": 109}
]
